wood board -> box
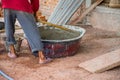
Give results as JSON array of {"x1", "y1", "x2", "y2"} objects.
[{"x1": 79, "y1": 49, "x2": 120, "y2": 73}]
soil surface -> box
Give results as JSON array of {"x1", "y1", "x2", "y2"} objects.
[{"x1": 0, "y1": 25, "x2": 120, "y2": 80}]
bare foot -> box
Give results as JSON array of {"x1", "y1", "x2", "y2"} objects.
[
  {"x1": 39, "y1": 58, "x2": 53, "y2": 64},
  {"x1": 8, "y1": 52, "x2": 17, "y2": 59}
]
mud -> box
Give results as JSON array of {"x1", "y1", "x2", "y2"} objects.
[{"x1": 39, "y1": 27, "x2": 81, "y2": 40}]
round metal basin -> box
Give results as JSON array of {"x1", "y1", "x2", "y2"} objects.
[{"x1": 39, "y1": 25, "x2": 86, "y2": 58}]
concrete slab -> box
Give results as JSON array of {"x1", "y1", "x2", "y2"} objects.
[{"x1": 79, "y1": 49, "x2": 120, "y2": 73}]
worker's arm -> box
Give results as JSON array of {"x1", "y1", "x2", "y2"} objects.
[
  {"x1": 0, "y1": 0, "x2": 2, "y2": 12},
  {"x1": 30, "y1": 0, "x2": 39, "y2": 13},
  {"x1": 30, "y1": 0, "x2": 39, "y2": 22},
  {"x1": 0, "y1": 0, "x2": 1, "y2": 7}
]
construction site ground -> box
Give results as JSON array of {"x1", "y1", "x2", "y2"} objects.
[{"x1": 0, "y1": 25, "x2": 120, "y2": 80}]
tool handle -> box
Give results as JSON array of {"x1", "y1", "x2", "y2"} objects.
[
  {"x1": 0, "y1": 70, "x2": 14, "y2": 80},
  {"x1": 38, "y1": 19, "x2": 74, "y2": 32}
]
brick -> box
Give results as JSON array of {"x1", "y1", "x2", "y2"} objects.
[{"x1": 79, "y1": 49, "x2": 120, "y2": 73}]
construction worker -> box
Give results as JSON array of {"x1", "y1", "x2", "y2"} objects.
[{"x1": 0, "y1": 0, "x2": 52, "y2": 64}]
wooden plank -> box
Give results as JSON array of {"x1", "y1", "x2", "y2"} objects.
[
  {"x1": 70, "y1": 0, "x2": 103, "y2": 25},
  {"x1": 79, "y1": 49, "x2": 120, "y2": 73}
]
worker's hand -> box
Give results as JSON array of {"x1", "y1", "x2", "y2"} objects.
[
  {"x1": 34, "y1": 11, "x2": 48, "y2": 23},
  {"x1": 33, "y1": 12, "x2": 38, "y2": 22}
]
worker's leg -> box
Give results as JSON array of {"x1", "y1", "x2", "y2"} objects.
[
  {"x1": 16, "y1": 11, "x2": 43, "y2": 52},
  {"x1": 15, "y1": 11, "x2": 52, "y2": 63},
  {"x1": 4, "y1": 9, "x2": 17, "y2": 58}
]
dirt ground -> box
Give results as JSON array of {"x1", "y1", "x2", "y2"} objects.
[{"x1": 0, "y1": 25, "x2": 120, "y2": 80}]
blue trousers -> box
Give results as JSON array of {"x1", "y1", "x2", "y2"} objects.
[{"x1": 4, "y1": 9, "x2": 43, "y2": 53}]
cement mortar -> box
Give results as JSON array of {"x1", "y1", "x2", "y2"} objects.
[{"x1": 39, "y1": 27, "x2": 81, "y2": 40}]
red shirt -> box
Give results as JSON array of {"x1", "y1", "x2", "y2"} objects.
[{"x1": 1, "y1": 0, "x2": 39, "y2": 13}]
